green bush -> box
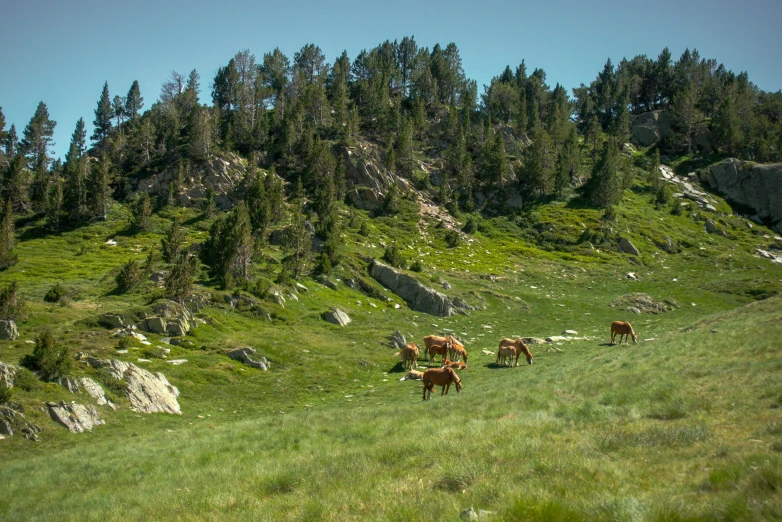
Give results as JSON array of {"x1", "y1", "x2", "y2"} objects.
[
  {"x1": 12, "y1": 367, "x2": 41, "y2": 391},
  {"x1": 19, "y1": 332, "x2": 72, "y2": 381},
  {"x1": 0, "y1": 281, "x2": 25, "y2": 320},
  {"x1": 44, "y1": 283, "x2": 67, "y2": 303},
  {"x1": 117, "y1": 336, "x2": 133, "y2": 350},
  {"x1": 382, "y1": 241, "x2": 406, "y2": 269},
  {"x1": 116, "y1": 258, "x2": 143, "y2": 293},
  {"x1": 444, "y1": 230, "x2": 460, "y2": 248},
  {"x1": 462, "y1": 216, "x2": 479, "y2": 234},
  {"x1": 409, "y1": 259, "x2": 423, "y2": 272}
]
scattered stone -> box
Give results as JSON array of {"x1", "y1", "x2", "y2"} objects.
[
  {"x1": 626, "y1": 272, "x2": 638, "y2": 280},
  {"x1": 166, "y1": 359, "x2": 188, "y2": 366},
  {"x1": 227, "y1": 348, "x2": 269, "y2": 370},
  {"x1": 295, "y1": 282, "x2": 309, "y2": 293},
  {"x1": 149, "y1": 271, "x2": 167, "y2": 283},
  {"x1": 47, "y1": 401, "x2": 105, "y2": 433},
  {"x1": 87, "y1": 358, "x2": 181, "y2": 414},
  {"x1": 116, "y1": 349, "x2": 128, "y2": 354},
  {"x1": 105, "y1": 239, "x2": 117, "y2": 246},
  {"x1": 546, "y1": 336, "x2": 568, "y2": 343},
  {"x1": 322, "y1": 309, "x2": 351, "y2": 326},
  {"x1": 344, "y1": 278, "x2": 357, "y2": 289},
  {"x1": 460, "y1": 507, "x2": 493, "y2": 520},
  {"x1": 629, "y1": 307, "x2": 642, "y2": 314},
  {"x1": 390, "y1": 330, "x2": 407, "y2": 349},
  {"x1": 756, "y1": 248, "x2": 782, "y2": 264},
  {"x1": 563, "y1": 330, "x2": 578, "y2": 335},
  {"x1": 441, "y1": 280, "x2": 452, "y2": 290},
  {"x1": 317, "y1": 275, "x2": 338, "y2": 290},
  {"x1": 453, "y1": 297, "x2": 475, "y2": 311},
  {"x1": 57, "y1": 376, "x2": 81, "y2": 393},
  {"x1": 145, "y1": 316, "x2": 168, "y2": 334},
  {"x1": 137, "y1": 358, "x2": 152, "y2": 363},
  {"x1": 704, "y1": 219, "x2": 719, "y2": 234},
  {"x1": 619, "y1": 238, "x2": 640, "y2": 256}
]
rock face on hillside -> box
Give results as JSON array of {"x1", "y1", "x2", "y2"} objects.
[
  {"x1": 322, "y1": 309, "x2": 351, "y2": 326},
  {"x1": 336, "y1": 141, "x2": 402, "y2": 211},
  {"x1": 139, "y1": 301, "x2": 196, "y2": 337},
  {"x1": 227, "y1": 348, "x2": 270, "y2": 370},
  {"x1": 0, "y1": 405, "x2": 42, "y2": 441},
  {"x1": 700, "y1": 159, "x2": 782, "y2": 233},
  {"x1": 87, "y1": 358, "x2": 181, "y2": 414},
  {"x1": 132, "y1": 153, "x2": 266, "y2": 210},
  {"x1": 0, "y1": 361, "x2": 15, "y2": 388},
  {"x1": 47, "y1": 401, "x2": 105, "y2": 433},
  {"x1": 631, "y1": 110, "x2": 672, "y2": 147},
  {"x1": 370, "y1": 260, "x2": 455, "y2": 317}
]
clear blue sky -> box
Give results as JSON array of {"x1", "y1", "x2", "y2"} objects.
[{"x1": 2, "y1": 0, "x2": 780, "y2": 161}]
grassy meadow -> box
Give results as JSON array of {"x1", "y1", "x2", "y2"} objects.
[{"x1": 1, "y1": 169, "x2": 782, "y2": 520}]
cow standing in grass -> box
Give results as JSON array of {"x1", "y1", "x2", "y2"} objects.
[{"x1": 422, "y1": 367, "x2": 462, "y2": 400}]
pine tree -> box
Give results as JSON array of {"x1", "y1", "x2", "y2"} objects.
[
  {"x1": 585, "y1": 115, "x2": 602, "y2": 165},
  {"x1": 0, "y1": 199, "x2": 17, "y2": 270},
  {"x1": 555, "y1": 127, "x2": 581, "y2": 197},
  {"x1": 47, "y1": 176, "x2": 63, "y2": 232},
  {"x1": 520, "y1": 127, "x2": 555, "y2": 198},
  {"x1": 131, "y1": 192, "x2": 151, "y2": 231},
  {"x1": 589, "y1": 140, "x2": 623, "y2": 208},
  {"x1": 165, "y1": 253, "x2": 198, "y2": 302},
  {"x1": 4, "y1": 124, "x2": 18, "y2": 158},
  {"x1": 483, "y1": 131, "x2": 508, "y2": 189},
  {"x1": 202, "y1": 186, "x2": 216, "y2": 218},
  {"x1": 2, "y1": 154, "x2": 27, "y2": 211},
  {"x1": 245, "y1": 172, "x2": 270, "y2": 238},
  {"x1": 71, "y1": 118, "x2": 87, "y2": 157},
  {"x1": 89, "y1": 154, "x2": 111, "y2": 220},
  {"x1": 92, "y1": 82, "x2": 113, "y2": 143},
  {"x1": 125, "y1": 80, "x2": 144, "y2": 122},
  {"x1": 281, "y1": 204, "x2": 311, "y2": 281},
  {"x1": 161, "y1": 218, "x2": 186, "y2": 263},
  {"x1": 21, "y1": 101, "x2": 56, "y2": 171},
  {"x1": 63, "y1": 154, "x2": 88, "y2": 224},
  {"x1": 112, "y1": 95, "x2": 126, "y2": 130},
  {"x1": 672, "y1": 81, "x2": 702, "y2": 154}
]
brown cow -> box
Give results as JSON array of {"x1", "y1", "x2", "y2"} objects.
[
  {"x1": 498, "y1": 338, "x2": 534, "y2": 365},
  {"x1": 422, "y1": 367, "x2": 462, "y2": 400},
  {"x1": 394, "y1": 342, "x2": 420, "y2": 369},
  {"x1": 425, "y1": 340, "x2": 451, "y2": 364},
  {"x1": 448, "y1": 342, "x2": 468, "y2": 365},
  {"x1": 610, "y1": 321, "x2": 637, "y2": 344}
]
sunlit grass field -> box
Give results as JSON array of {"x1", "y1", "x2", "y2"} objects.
[{"x1": 1, "y1": 174, "x2": 781, "y2": 520}]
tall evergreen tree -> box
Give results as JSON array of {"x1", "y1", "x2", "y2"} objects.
[
  {"x1": 70, "y1": 118, "x2": 87, "y2": 157},
  {"x1": 92, "y1": 82, "x2": 113, "y2": 143},
  {"x1": 555, "y1": 127, "x2": 581, "y2": 197},
  {"x1": 161, "y1": 218, "x2": 186, "y2": 264},
  {"x1": 0, "y1": 199, "x2": 17, "y2": 270},
  {"x1": 21, "y1": 101, "x2": 56, "y2": 171},
  {"x1": 519, "y1": 127, "x2": 555, "y2": 198},
  {"x1": 125, "y1": 80, "x2": 144, "y2": 122},
  {"x1": 89, "y1": 154, "x2": 111, "y2": 220},
  {"x1": 588, "y1": 140, "x2": 623, "y2": 208},
  {"x1": 47, "y1": 176, "x2": 63, "y2": 232},
  {"x1": 4, "y1": 124, "x2": 18, "y2": 158}
]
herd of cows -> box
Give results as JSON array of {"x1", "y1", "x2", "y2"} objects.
[{"x1": 396, "y1": 321, "x2": 638, "y2": 401}]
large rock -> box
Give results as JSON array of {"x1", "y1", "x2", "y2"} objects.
[
  {"x1": 87, "y1": 358, "x2": 181, "y2": 414},
  {"x1": 390, "y1": 330, "x2": 407, "y2": 349},
  {"x1": 630, "y1": 110, "x2": 672, "y2": 147},
  {"x1": 0, "y1": 320, "x2": 19, "y2": 340},
  {"x1": 226, "y1": 348, "x2": 269, "y2": 370},
  {"x1": 98, "y1": 314, "x2": 125, "y2": 329},
  {"x1": 337, "y1": 141, "x2": 398, "y2": 211},
  {"x1": 370, "y1": 260, "x2": 455, "y2": 317},
  {"x1": 79, "y1": 377, "x2": 116, "y2": 409},
  {"x1": 701, "y1": 159, "x2": 782, "y2": 233},
  {"x1": 47, "y1": 401, "x2": 105, "y2": 433},
  {"x1": 0, "y1": 362, "x2": 15, "y2": 388},
  {"x1": 145, "y1": 316, "x2": 168, "y2": 334},
  {"x1": 619, "y1": 238, "x2": 640, "y2": 256},
  {"x1": 322, "y1": 309, "x2": 351, "y2": 326}
]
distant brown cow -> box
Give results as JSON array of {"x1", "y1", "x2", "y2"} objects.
[
  {"x1": 498, "y1": 338, "x2": 534, "y2": 365},
  {"x1": 610, "y1": 321, "x2": 637, "y2": 344},
  {"x1": 422, "y1": 367, "x2": 462, "y2": 400}
]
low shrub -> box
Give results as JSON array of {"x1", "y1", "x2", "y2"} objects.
[
  {"x1": 116, "y1": 259, "x2": 143, "y2": 293},
  {"x1": 19, "y1": 332, "x2": 72, "y2": 381},
  {"x1": 44, "y1": 283, "x2": 67, "y2": 303}
]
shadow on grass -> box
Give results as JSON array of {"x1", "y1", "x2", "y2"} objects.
[{"x1": 485, "y1": 362, "x2": 515, "y2": 370}]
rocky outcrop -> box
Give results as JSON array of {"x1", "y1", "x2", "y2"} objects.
[
  {"x1": 87, "y1": 358, "x2": 181, "y2": 414},
  {"x1": 336, "y1": 141, "x2": 401, "y2": 211},
  {"x1": 47, "y1": 401, "x2": 105, "y2": 433},
  {"x1": 98, "y1": 314, "x2": 125, "y2": 329},
  {"x1": 0, "y1": 362, "x2": 15, "y2": 388},
  {"x1": 0, "y1": 405, "x2": 42, "y2": 441},
  {"x1": 611, "y1": 293, "x2": 676, "y2": 314},
  {"x1": 322, "y1": 309, "x2": 351, "y2": 326},
  {"x1": 370, "y1": 261, "x2": 455, "y2": 317},
  {"x1": 630, "y1": 110, "x2": 672, "y2": 147},
  {"x1": 390, "y1": 330, "x2": 407, "y2": 349},
  {"x1": 0, "y1": 320, "x2": 19, "y2": 340},
  {"x1": 79, "y1": 377, "x2": 116, "y2": 409},
  {"x1": 619, "y1": 238, "x2": 640, "y2": 256},
  {"x1": 139, "y1": 301, "x2": 196, "y2": 337},
  {"x1": 226, "y1": 348, "x2": 269, "y2": 370},
  {"x1": 700, "y1": 159, "x2": 782, "y2": 233},
  {"x1": 132, "y1": 153, "x2": 249, "y2": 210}
]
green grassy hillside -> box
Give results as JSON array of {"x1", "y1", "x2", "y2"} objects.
[{"x1": 1, "y1": 168, "x2": 781, "y2": 520}]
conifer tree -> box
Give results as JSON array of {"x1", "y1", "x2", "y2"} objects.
[
  {"x1": 161, "y1": 218, "x2": 186, "y2": 264},
  {"x1": 47, "y1": 176, "x2": 63, "y2": 232},
  {"x1": 201, "y1": 186, "x2": 216, "y2": 218},
  {"x1": 520, "y1": 127, "x2": 555, "y2": 198},
  {"x1": 2, "y1": 154, "x2": 27, "y2": 211},
  {"x1": 281, "y1": 204, "x2": 311, "y2": 281},
  {"x1": 92, "y1": 82, "x2": 113, "y2": 143},
  {"x1": 165, "y1": 253, "x2": 198, "y2": 302},
  {"x1": 0, "y1": 199, "x2": 17, "y2": 270},
  {"x1": 125, "y1": 80, "x2": 144, "y2": 122},
  {"x1": 112, "y1": 95, "x2": 126, "y2": 130},
  {"x1": 483, "y1": 131, "x2": 508, "y2": 189},
  {"x1": 63, "y1": 153, "x2": 88, "y2": 224},
  {"x1": 4, "y1": 124, "x2": 18, "y2": 158},
  {"x1": 89, "y1": 154, "x2": 111, "y2": 220},
  {"x1": 588, "y1": 140, "x2": 623, "y2": 208},
  {"x1": 555, "y1": 127, "x2": 581, "y2": 197},
  {"x1": 71, "y1": 118, "x2": 87, "y2": 157},
  {"x1": 21, "y1": 101, "x2": 56, "y2": 171},
  {"x1": 245, "y1": 172, "x2": 270, "y2": 238},
  {"x1": 131, "y1": 192, "x2": 151, "y2": 231}
]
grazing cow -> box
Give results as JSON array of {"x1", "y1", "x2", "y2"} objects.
[
  {"x1": 422, "y1": 367, "x2": 462, "y2": 400},
  {"x1": 496, "y1": 346, "x2": 517, "y2": 367},
  {"x1": 394, "y1": 342, "x2": 420, "y2": 369},
  {"x1": 498, "y1": 338, "x2": 534, "y2": 365},
  {"x1": 610, "y1": 321, "x2": 637, "y2": 345},
  {"x1": 400, "y1": 370, "x2": 424, "y2": 381}
]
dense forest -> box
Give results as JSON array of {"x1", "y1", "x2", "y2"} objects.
[{"x1": 0, "y1": 37, "x2": 780, "y2": 290}]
